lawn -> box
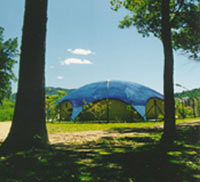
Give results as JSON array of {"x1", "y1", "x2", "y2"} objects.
[
  {"x1": 47, "y1": 117, "x2": 200, "y2": 133},
  {"x1": 0, "y1": 119, "x2": 200, "y2": 182}
]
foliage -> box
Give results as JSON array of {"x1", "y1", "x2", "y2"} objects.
[
  {"x1": 0, "y1": 27, "x2": 18, "y2": 104},
  {"x1": 0, "y1": 121, "x2": 199, "y2": 181},
  {"x1": 175, "y1": 88, "x2": 200, "y2": 99},
  {"x1": 45, "y1": 87, "x2": 74, "y2": 96},
  {"x1": 110, "y1": 0, "x2": 200, "y2": 60},
  {"x1": 0, "y1": 99, "x2": 15, "y2": 121},
  {"x1": 0, "y1": 90, "x2": 67, "y2": 122},
  {"x1": 110, "y1": 0, "x2": 200, "y2": 140},
  {"x1": 0, "y1": 90, "x2": 66, "y2": 122},
  {"x1": 45, "y1": 90, "x2": 67, "y2": 121},
  {"x1": 175, "y1": 98, "x2": 200, "y2": 118}
]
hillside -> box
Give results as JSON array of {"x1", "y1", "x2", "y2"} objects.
[
  {"x1": 11, "y1": 87, "x2": 75, "y2": 100},
  {"x1": 45, "y1": 87, "x2": 74, "y2": 96},
  {"x1": 175, "y1": 88, "x2": 200, "y2": 98}
]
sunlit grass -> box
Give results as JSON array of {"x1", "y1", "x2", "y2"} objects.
[
  {"x1": 47, "y1": 117, "x2": 200, "y2": 134},
  {"x1": 176, "y1": 117, "x2": 200, "y2": 124},
  {"x1": 47, "y1": 122, "x2": 157, "y2": 133}
]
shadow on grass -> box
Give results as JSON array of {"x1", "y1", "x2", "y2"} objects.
[{"x1": 0, "y1": 124, "x2": 199, "y2": 182}]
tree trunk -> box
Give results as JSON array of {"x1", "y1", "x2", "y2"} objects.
[
  {"x1": 0, "y1": 0, "x2": 49, "y2": 153},
  {"x1": 161, "y1": 0, "x2": 176, "y2": 142}
]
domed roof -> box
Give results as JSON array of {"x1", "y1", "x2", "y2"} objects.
[{"x1": 57, "y1": 80, "x2": 163, "y2": 119}]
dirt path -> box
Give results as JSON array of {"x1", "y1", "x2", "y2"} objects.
[
  {"x1": 49, "y1": 130, "x2": 139, "y2": 145},
  {"x1": 0, "y1": 122, "x2": 11, "y2": 142},
  {"x1": 0, "y1": 122, "x2": 141, "y2": 144},
  {"x1": 1, "y1": 121, "x2": 200, "y2": 145}
]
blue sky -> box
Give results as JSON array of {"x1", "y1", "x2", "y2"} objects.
[{"x1": 0, "y1": 0, "x2": 199, "y2": 94}]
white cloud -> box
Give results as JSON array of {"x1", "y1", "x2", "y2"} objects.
[
  {"x1": 57, "y1": 76, "x2": 64, "y2": 80},
  {"x1": 67, "y1": 48, "x2": 94, "y2": 55},
  {"x1": 61, "y1": 58, "x2": 93, "y2": 65}
]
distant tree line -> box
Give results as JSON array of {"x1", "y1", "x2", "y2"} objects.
[
  {"x1": 1, "y1": 88, "x2": 200, "y2": 122},
  {"x1": 0, "y1": 89, "x2": 67, "y2": 122},
  {"x1": 175, "y1": 88, "x2": 200, "y2": 99},
  {"x1": 175, "y1": 97, "x2": 200, "y2": 118},
  {"x1": 174, "y1": 88, "x2": 200, "y2": 119}
]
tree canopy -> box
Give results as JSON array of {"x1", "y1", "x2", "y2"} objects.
[
  {"x1": 0, "y1": 27, "x2": 18, "y2": 104},
  {"x1": 110, "y1": 0, "x2": 200, "y2": 60},
  {"x1": 110, "y1": 0, "x2": 200, "y2": 141}
]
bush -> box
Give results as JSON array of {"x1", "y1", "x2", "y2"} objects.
[{"x1": 0, "y1": 99, "x2": 15, "y2": 121}]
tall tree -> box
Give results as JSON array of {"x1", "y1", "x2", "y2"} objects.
[
  {"x1": 1, "y1": 0, "x2": 49, "y2": 153},
  {"x1": 161, "y1": 0, "x2": 176, "y2": 141},
  {"x1": 0, "y1": 27, "x2": 18, "y2": 104},
  {"x1": 110, "y1": 0, "x2": 200, "y2": 142}
]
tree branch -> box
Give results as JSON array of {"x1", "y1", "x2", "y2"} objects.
[{"x1": 170, "y1": 0, "x2": 184, "y2": 26}]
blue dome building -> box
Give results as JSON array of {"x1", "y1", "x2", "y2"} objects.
[{"x1": 57, "y1": 80, "x2": 164, "y2": 121}]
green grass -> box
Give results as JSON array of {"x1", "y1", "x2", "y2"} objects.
[
  {"x1": 47, "y1": 122, "x2": 161, "y2": 133},
  {"x1": 0, "y1": 120, "x2": 199, "y2": 182},
  {"x1": 47, "y1": 117, "x2": 200, "y2": 133}
]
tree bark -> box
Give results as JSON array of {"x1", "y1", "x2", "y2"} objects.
[
  {"x1": 0, "y1": 0, "x2": 49, "y2": 153},
  {"x1": 161, "y1": 0, "x2": 176, "y2": 142}
]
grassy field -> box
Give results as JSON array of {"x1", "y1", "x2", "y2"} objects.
[
  {"x1": 47, "y1": 117, "x2": 200, "y2": 133},
  {"x1": 0, "y1": 118, "x2": 200, "y2": 182}
]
